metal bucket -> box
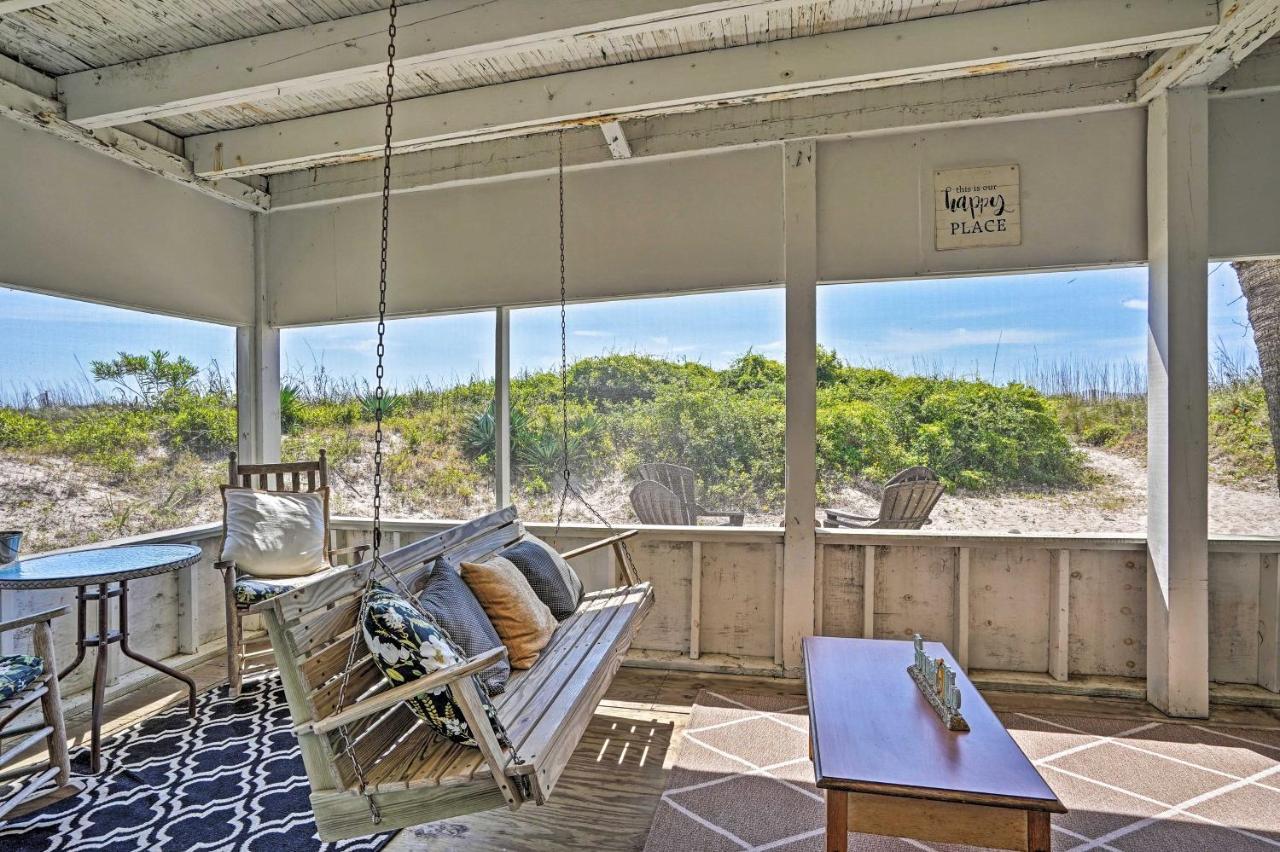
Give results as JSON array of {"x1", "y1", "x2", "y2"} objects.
[{"x1": 0, "y1": 531, "x2": 21, "y2": 565}]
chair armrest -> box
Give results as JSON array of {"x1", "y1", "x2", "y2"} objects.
[
  {"x1": 214, "y1": 559, "x2": 234, "y2": 572},
  {"x1": 558, "y1": 529, "x2": 638, "y2": 560},
  {"x1": 824, "y1": 508, "x2": 877, "y2": 522},
  {"x1": 0, "y1": 605, "x2": 70, "y2": 634},
  {"x1": 698, "y1": 508, "x2": 744, "y2": 526},
  {"x1": 304, "y1": 646, "x2": 508, "y2": 736}
]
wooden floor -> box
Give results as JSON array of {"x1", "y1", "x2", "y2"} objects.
[{"x1": 43, "y1": 659, "x2": 1280, "y2": 852}]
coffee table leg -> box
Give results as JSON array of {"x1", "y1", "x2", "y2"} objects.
[
  {"x1": 1027, "y1": 811, "x2": 1051, "y2": 852},
  {"x1": 116, "y1": 580, "x2": 198, "y2": 718},
  {"x1": 825, "y1": 790, "x2": 848, "y2": 852}
]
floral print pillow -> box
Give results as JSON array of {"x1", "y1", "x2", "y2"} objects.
[{"x1": 361, "y1": 586, "x2": 509, "y2": 748}]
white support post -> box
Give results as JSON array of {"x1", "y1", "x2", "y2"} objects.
[
  {"x1": 175, "y1": 544, "x2": 203, "y2": 655},
  {"x1": 774, "y1": 543, "x2": 786, "y2": 667},
  {"x1": 1260, "y1": 554, "x2": 1280, "y2": 693},
  {"x1": 689, "y1": 541, "x2": 702, "y2": 660},
  {"x1": 781, "y1": 139, "x2": 818, "y2": 674},
  {"x1": 237, "y1": 213, "x2": 282, "y2": 464},
  {"x1": 1049, "y1": 549, "x2": 1071, "y2": 682},
  {"x1": 1146, "y1": 87, "x2": 1210, "y2": 718},
  {"x1": 814, "y1": 544, "x2": 825, "y2": 636},
  {"x1": 495, "y1": 306, "x2": 512, "y2": 508},
  {"x1": 954, "y1": 547, "x2": 970, "y2": 671},
  {"x1": 862, "y1": 545, "x2": 876, "y2": 639}
]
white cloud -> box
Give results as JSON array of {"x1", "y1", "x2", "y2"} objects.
[
  {"x1": 1121, "y1": 299, "x2": 1147, "y2": 311},
  {"x1": 572, "y1": 329, "x2": 611, "y2": 338},
  {"x1": 874, "y1": 327, "x2": 1065, "y2": 355}
]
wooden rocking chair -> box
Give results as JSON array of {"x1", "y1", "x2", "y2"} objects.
[
  {"x1": 823, "y1": 466, "x2": 944, "y2": 530},
  {"x1": 250, "y1": 506, "x2": 653, "y2": 840},
  {"x1": 215, "y1": 451, "x2": 370, "y2": 695}
]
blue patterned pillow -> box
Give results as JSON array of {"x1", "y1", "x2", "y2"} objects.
[
  {"x1": 361, "y1": 587, "x2": 509, "y2": 748},
  {"x1": 418, "y1": 558, "x2": 510, "y2": 695},
  {"x1": 0, "y1": 654, "x2": 43, "y2": 702},
  {"x1": 500, "y1": 535, "x2": 585, "y2": 620}
]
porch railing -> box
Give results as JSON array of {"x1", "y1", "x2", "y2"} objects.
[{"x1": 4, "y1": 518, "x2": 1277, "y2": 706}]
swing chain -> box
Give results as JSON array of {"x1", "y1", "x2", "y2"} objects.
[{"x1": 332, "y1": 0, "x2": 398, "y2": 823}]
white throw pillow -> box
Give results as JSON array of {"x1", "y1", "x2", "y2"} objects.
[{"x1": 221, "y1": 487, "x2": 329, "y2": 579}]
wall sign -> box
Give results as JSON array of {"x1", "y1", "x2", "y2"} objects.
[{"x1": 933, "y1": 165, "x2": 1021, "y2": 251}]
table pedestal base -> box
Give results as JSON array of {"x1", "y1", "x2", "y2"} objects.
[{"x1": 59, "y1": 580, "x2": 197, "y2": 774}]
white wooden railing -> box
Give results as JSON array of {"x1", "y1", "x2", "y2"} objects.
[{"x1": 4, "y1": 518, "x2": 1277, "y2": 707}]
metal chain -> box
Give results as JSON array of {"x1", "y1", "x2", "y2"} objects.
[
  {"x1": 332, "y1": 0, "x2": 399, "y2": 823},
  {"x1": 555, "y1": 130, "x2": 572, "y2": 533}
]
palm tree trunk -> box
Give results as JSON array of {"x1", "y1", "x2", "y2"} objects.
[{"x1": 1233, "y1": 260, "x2": 1280, "y2": 493}]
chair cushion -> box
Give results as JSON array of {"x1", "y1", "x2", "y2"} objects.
[
  {"x1": 498, "y1": 535, "x2": 585, "y2": 620},
  {"x1": 0, "y1": 654, "x2": 43, "y2": 703},
  {"x1": 361, "y1": 586, "x2": 509, "y2": 748},
  {"x1": 460, "y1": 556, "x2": 558, "y2": 670},
  {"x1": 418, "y1": 558, "x2": 510, "y2": 695},
  {"x1": 233, "y1": 561, "x2": 353, "y2": 610},
  {"x1": 220, "y1": 486, "x2": 328, "y2": 579}
]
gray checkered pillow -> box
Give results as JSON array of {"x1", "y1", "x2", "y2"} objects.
[
  {"x1": 417, "y1": 557, "x2": 511, "y2": 695},
  {"x1": 499, "y1": 535, "x2": 585, "y2": 621}
]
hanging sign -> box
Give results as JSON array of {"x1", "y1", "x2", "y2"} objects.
[{"x1": 933, "y1": 165, "x2": 1021, "y2": 251}]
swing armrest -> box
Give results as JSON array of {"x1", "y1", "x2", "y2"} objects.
[
  {"x1": 558, "y1": 529, "x2": 638, "y2": 560},
  {"x1": 304, "y1": 646, "x2": 508, "y2": 736}
]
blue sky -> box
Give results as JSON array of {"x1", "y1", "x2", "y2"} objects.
[{"x1": 0, "y1": 265, "x2": 1255, "y2": 403}]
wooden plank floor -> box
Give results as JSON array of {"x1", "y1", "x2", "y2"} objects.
[{"x1": 37, "y1": 659, "x2": 1280, "y2": 851}]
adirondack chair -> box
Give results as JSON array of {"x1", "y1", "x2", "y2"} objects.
[
  {"x1": 636, "y1": 463, "x2": 743, "y2": 526},
  {"x1": 823, "y1": 466, "x2": 944, "y2": 530},
  {"x1": 629, "y1": 480, "x2": 687, "y2": 525},
  {"x1": 250, "y1": 506, "x2": 653, "y2": 841}
]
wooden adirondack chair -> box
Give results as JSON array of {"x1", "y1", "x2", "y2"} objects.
[
  {"x1": 250, "y1": 506, "x2": 653, "y2": 840},
  {"x1": 823, "y1": 466, "x2": 944, "y2": 530},
  {"x1": 629, "y1": 480, "x2": 687, "y2": 525},
  {"x1": 636, "y1": 463, "x2": 743, "y2": 526}
]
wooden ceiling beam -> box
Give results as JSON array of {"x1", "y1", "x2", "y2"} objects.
[
  {"x1": 1139, "y1": 0, "x2": 1280, "y2": 102},
  {"x1": 186, "y1": 0, "x2": 1217, "y2": 178},
  {"x1": 0, "y1": 0, "x2": 61, "y2": 14},
  {"x1": 0, "y1": 70, "x2": 269, "y2": 211},
  {"x1": 59, "y1": 0, "x2": 829, "y2": 129}
]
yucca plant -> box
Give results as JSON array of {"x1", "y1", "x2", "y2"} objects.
[{"x1": 359, "y1": 391, "x2": 405, "y2": 422}]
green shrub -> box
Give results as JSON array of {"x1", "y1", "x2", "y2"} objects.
[
  {"x1": 55, "y1": 408, "x2": 156, "y2": 475},
  {"x1": 0, "y1": 409, "x2": 52, "y2": 449},
  {"x1": 816, "y1": 399, "x2": 911, "y2": 484},
  {"x1": 164, "y1": 392, "x2": 236, "y2": 455},
  {"x1": 1210, "y1": 382, "x2": 1274, "y2": 481},
  {"x1": 1081, "y1": 423, "x2": 1120, "y2": 446}
]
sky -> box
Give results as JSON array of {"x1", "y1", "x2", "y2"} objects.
[{"x1": 0, "y1": 265, "x2": 1256, "y2": 404}]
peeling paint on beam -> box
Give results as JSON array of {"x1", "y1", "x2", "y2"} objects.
[
  {"x1": 1139, "y1": 0, "x2": 1280, "y2": 102},
  {"x1": 0, "y1": 78, "x2": 269, "y2": 211}
]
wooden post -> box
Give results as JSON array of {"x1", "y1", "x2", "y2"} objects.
[
  {"x1": 863, "y1": 545, "x2": 876, "y2": 640},
  {"x1": 775, "y1": 542, "x2": 786, "y2": 667},
  {"x1": 237, "y1": 212, "x2": 282, "y2": 464},
  {"x1": 495, "y1": 306, "x2": 512, "y2": 508},
  {"x1": 1260, "y1": 554, "x2": 1280, "y2": 693},
  {"x1": 782, "y1": 139, "x2": 818, "y2": 674},
  {"x1": 1049, "y1": 549, "x2": 1071, "y2": 682},
  {"x1": 175, "y1": 545, "x2": 202, "y2": 655},
  {"x1": 954, "y1": 547, "x2": 970, "y2": 670},
  {"x1": 689, "y1": 541, "x2": 702, "y2": 660},
  {"x1": 1146, "y1": 87, "x2": 1210, "y2": 718}
]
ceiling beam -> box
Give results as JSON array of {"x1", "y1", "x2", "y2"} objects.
[
  {"x1": 188, "y1": 0, "x2": 1216, "y2": 178},
  {"x1": 0, "y1": 0, "x2": 60, "y2": 13},
  {"x1": 60, "y1": 0, "x2": 828, "y2": 129},
  {"x1": 0, "y1": 76, "x2": 269, "y2": 211},
  {"x1": 601, "y1": 121, "x2": 633, "y2": 159},
  {"x1": 1139, "y1": 0, "x2": 1280, "y2": 102},
  {"x1": 268, "y1": 57, "x2": 1146, "y2": 210}
]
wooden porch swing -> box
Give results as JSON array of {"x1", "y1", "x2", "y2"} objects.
[{"x1": 251, "y1": 0, "x2": 654, "y2": 840}]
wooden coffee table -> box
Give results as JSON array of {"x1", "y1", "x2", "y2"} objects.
[{"x1": 804, "y1": 637, "x2": 1065, "y2": 852}]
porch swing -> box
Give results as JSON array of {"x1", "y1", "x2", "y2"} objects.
[{"x1": 247, "y1": 0, "x2": 654, "y2": 840}]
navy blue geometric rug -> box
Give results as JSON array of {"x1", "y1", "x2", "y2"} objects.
[{"x1": 0, "y1": 676, "x2": 393, "y2": 851}]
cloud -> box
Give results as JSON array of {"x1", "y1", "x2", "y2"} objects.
[
  {"x1": 1121, "y1": 299, "x2": 1147, "y2": 311},
  {"x1": 572, "y1": 330, "x2": 611, "y2": 338},
  {"x1": 874, "y1": 327, "x2": 1065, "y2": 355}
]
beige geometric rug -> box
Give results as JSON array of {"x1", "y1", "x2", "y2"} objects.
[{"x1": 643, "y1": 690, "x2": 1280, "y2": 852}]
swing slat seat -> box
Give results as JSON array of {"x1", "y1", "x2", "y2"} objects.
[{"x1": 249, "y1": 507, "x2": 653, "y2": 841}]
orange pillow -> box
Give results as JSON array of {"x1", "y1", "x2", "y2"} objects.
[{"x1": 460, "y1": 556, "x2": 558, "y2": 669}]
